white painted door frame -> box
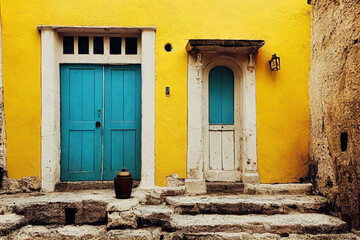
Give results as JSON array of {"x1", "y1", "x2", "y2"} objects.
[
  {"x1": 39, "y1": 26, "x2": 156, "y2": 192},
  {"x1": 187, "y1": 53, "x2": 260, "y2": 183}
]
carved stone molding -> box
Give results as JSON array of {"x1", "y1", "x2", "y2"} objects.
[
  {"x1": 195, "y1": 53, "x2": 203, "y2": 83},
  {"x1": 247, "y1": 53, "x2": 255, "y2": 73}
]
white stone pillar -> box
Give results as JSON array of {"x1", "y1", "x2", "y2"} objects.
[
  {"x1": 186, "y1": 53, "x2": 204, "y2": 179},
  {"x1": 241, "y1": 53, "x2": 260, "y2": 183},
  {"x1": 40, "y1": 29, "x2": 61, "y2": 192},
  {"x1": 139, "y1": 29, "x2": 156, "y2": 189}
]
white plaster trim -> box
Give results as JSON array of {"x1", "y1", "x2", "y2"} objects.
[
  {"x1": 38, "y1": 25, "x2": 156, "y2": 34},
  {"x1": 40, "y1": 30, "x2": 61, "y2": 192},
  {"x1": 138, "y1": 30, "x2": 156, "y2": 189},
  {"x1": 186, "y1": 53, "x2": 204, "y2": 179},
  {"x1": 40, "y1": 27, "x2": 156, "y2": 192},
  {"x1": 187, "y1": 54, "x2": 259, "y2": 183}
]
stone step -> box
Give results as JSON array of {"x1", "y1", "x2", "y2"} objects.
[
  {"x1": 179, "y1": 232, "x2": 360, "y2": 240},
  {"x1": 107, "y1": 205, "x2": 174, "y2": 229},
  {"x1": 3, "y1": 225, "x2": 359, "y2": 240},
  {"x1": 167, "y1": 213, "x2": 347, "y2": 235},
  {"x1": 166, "y1": 194, "x2": 328, "y2": 215},
  {"x1": 206, "y1": 182, "x2": 245, "y2": 194},
  {"x1": 55, "y1": 181, "x2": 140, "y2": 192},
  {"x1": 0, "y1": 190, "x2": 117, "y2": 225},
  {"x1": 5, "y1": 225, "x2": 106, "y2": 239},
  {"x1": 243, "y1": 183, "x2": 313, "y2": 195},
  {"x1": 205, "y1": 183, "x2": 313, "y2": 195},
  {"x1": 0, "y1": 214, "x2": 25, "y2": 236},
  {"x1": 5, "y1": 225, "x2": 167, "y2": 240}
]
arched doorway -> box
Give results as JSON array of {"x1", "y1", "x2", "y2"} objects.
[
  {"x1": 204, "y1": 65, "x2": 241, "y2": 181},
  {"x1": 187, "y1": 51, "x2": 260, "y2": 184}
]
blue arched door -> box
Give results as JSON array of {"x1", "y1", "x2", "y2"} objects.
[
  {"x1": 209, "y1": 66, "x2": 234, "y2": 124},
  {"x1": 207, "y1": 66, "x2": 239, "y2": 181}
]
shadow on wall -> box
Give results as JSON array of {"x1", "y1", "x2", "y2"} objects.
[{"x1": 0, "y1": 166, "x2": 3, "y2": 189}]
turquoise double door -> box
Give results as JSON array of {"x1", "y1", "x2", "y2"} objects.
[{"x1": 60, "y1": 65, "x2": 141, "y2": 181}]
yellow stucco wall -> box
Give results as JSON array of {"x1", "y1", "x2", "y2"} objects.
[{"x1": 1, "y1": 0, "x2": 310, "y2": 185}]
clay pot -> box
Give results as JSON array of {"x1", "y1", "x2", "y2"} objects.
[{"x1": 114, "y1": 168, "x2": 133, "y2": 199}]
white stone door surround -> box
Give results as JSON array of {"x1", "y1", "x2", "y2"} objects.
[
  {"x1": 187, "y1": 48, "x2": 261, "y2": 183},
  {"x1": 39, "y1": 26, "x2": 156, "y2": 192}
]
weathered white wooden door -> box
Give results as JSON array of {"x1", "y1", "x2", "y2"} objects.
[{"x1": 204, "y1": 66, "x2": 241, "y2": 181}]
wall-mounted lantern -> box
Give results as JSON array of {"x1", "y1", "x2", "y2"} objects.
[{"x1": 269, "y1": 54, "x2": 280, "y2": 71}]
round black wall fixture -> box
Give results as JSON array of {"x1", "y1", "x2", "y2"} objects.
[{"x1": 164, "y1": 43, "x2": 172, "y2": 52}]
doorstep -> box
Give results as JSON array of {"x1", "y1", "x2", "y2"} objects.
[{"x1": 55, "y1": 180, "x2": 140, "y2": 192}]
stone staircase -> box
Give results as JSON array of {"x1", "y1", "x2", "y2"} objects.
[{"x1": 0, "y1": 184, "x2": 359, "y2": 239}]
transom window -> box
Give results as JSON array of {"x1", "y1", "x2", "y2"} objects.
[{"x1": 60, "y1": 34, "x2": 141, "y2": 64}]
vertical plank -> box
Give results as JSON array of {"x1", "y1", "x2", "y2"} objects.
[
  {"x1": 61, "y1": 65, "x2": 103, "y2": 181},
  {"x1": 94, "y1": 66, "x2": 104, "y2": 179},
  {"x1": 61, "y1": 66, "x2": 70, "y2": 177},
  {"x1": 69, "y1": 69, "x2": 83, "y2": 121},
  {"x1": 209, "y1": 131, "x2": 222, "y2": 170},
  {"x1": 209, "y1": 67, "x2": 222, "y2": 124},
  {"x1": 222, "y1": 131, "x2": 235, "y2": 170},
  {"x1": 82, "y1": 131, "x2": 94, "y2": 172},
  {"x1": 124, "y1": 130, "x2": 136, "y2": 172},
  {"x1": 221, "y1": 67, "x2": 234, "y2": 124},
  {"x1": 82, "y1": 69, "x2": 95, "y2": 121},
  {"x1": 103, "y1": 65, "x2": 141, "y2": 180},
  {"x1": 124, "y1": 70, "x2": 136, "y2": 122},
  {"x1": 111, "y1": 69, "x2": 124, "y2": 121},
  {"x1": 69, "y1": 131, "x2": 82, "y2": 171},
  {"x1": 111, "y1": 130, "x2": 124, "y2": 171}
]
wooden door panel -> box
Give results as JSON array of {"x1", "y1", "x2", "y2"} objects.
[
  {"x1": 103, "y1": 65, "x2": 141, "y2": 180},
  {"x1": 61, "y1": 65, "x2": 103, "y2": 181},
  {"x1": 222, "y1": 131, "x2": 235, "y2": 171},
  {"x1": 209, "y1": 131, "x2": 222, "y2": 170}
]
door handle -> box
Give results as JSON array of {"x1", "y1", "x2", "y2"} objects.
[{"x1": 96, "y1": 121, "x2": 101, "y2": 128}]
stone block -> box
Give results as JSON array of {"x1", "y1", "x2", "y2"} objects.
[
  {"x1": 106, "y1": 198, "x2": 140, "y2": 212},
  {"x1": 166, "y1": 173, "x2": 185, "y2": 187},
  {"x1": 8, "y1": 225, "x2": 106, "y2": 239},
  {"x1": 0, "y1": 178, "x2": 21, "y2": 193},
  {"x1": 107, "y1": 211, "x2": 138, "y2": 229},
  {"x1": 106, "y1": 228, "x2": 161, "y2": 240},
  {"x1": 140, "y1": 187, "x2": 185, "y2": 205},
  {"x1": 185, "y1": 179, "x2": 206, "y2": 195},
  {"x1": 0, "y1": 214, "x2": 25, "y2": 236},
  {"x1": 136, "y1": 205, "x2": 174, "y2": 226},
  {"x1": 18, "y1": 176, "x2": 41, "y2": 192},
  {"x1": 81, "y1": 200, "x2": 107, "y2": 224}
]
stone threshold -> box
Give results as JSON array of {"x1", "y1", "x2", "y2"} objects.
[{"x1": 54, "y1": 180, "x2": 140, "y2": 192}]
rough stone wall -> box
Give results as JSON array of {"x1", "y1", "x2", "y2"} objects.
[
  {"x1": 308, "y1": 0, "x2": 360, "y2": 230},
  {"x1": 0, "y1": 87, "x2": 6, "y2": 174}
]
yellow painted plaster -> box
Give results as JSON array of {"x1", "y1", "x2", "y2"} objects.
[{"x1": 1, "y1": 0, "x2": 311, "y2": 185}]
